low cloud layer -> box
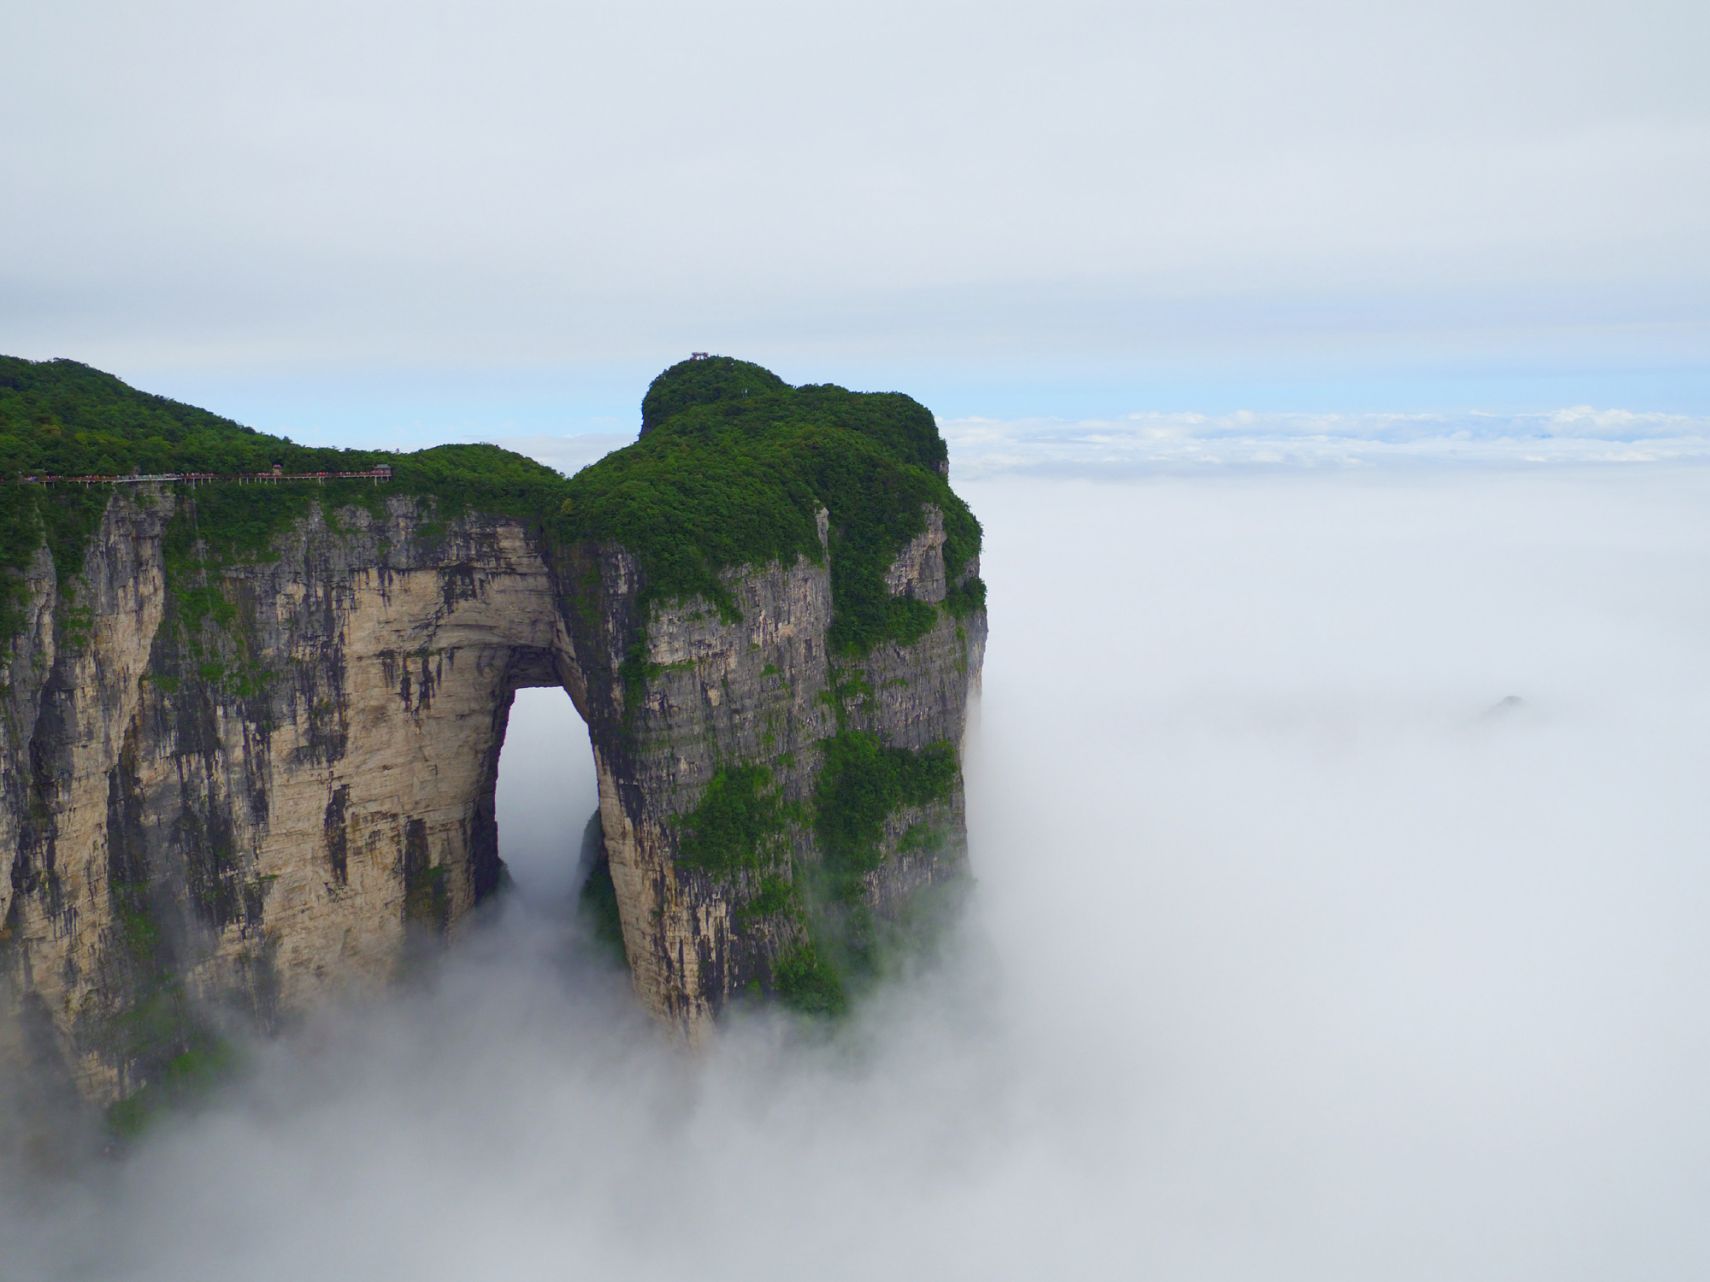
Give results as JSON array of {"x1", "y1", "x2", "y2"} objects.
[
  {"x1": 4, "y1": 468, "x2": 1708, "y2": 1280},
  {"x1": 942, "y1": 407, "x2": 1710, "y2": 477},
  {"x1": 494, "y1": 405, "x2": 1710, "y2": 486}
]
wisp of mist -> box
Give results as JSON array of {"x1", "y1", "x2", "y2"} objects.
[{"x1": 4, "y1": 467, "x2": 1707, "y2": 1281}]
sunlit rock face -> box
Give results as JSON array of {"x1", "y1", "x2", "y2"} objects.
[{"x1": 0, "y1": 486, "x2": 984, "y2": 1104}]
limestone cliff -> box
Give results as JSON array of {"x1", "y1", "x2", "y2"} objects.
[{"x1": 0, "y1": 355, "x2": 986, "y2": 1112}]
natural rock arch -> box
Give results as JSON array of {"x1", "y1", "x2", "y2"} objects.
[
  {"x1": 1, "y1": 488, "x2": 982, "y2": 1104},
  {"x1": 0, "y1": 353, "x2": 987, "y2": 1114}
]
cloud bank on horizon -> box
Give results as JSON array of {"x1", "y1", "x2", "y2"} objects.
[
  {"x1": 936, "y1": 406, "x2": 1710, "y2": 476},
  {"x1": 487, "y1": 404, "x2": 1710, "y2": 483}
]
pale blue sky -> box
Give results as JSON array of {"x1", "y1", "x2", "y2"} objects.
[{"x1": 3, "y1": 0, "x2": 1705, "y2": 455}]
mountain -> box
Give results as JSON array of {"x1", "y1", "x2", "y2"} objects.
[{"x1": 0, "y1": 355, "x2": 987, "y2": 1129}]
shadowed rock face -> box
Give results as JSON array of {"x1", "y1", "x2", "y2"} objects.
[{"x1": 0, "y1": 484, "x2": 984, "y2": 1105}]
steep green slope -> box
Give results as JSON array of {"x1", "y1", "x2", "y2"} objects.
[{"x1": 0, "y1": 356, "x2": 366, "y2": 477}]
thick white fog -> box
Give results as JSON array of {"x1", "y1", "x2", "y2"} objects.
[{"x1": 5, "y1": 467, "x2": 1709, "y2": 1280}]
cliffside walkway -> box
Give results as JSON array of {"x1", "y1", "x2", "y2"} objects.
[{"x1": 12, "y1": 465, "x2": 394, "y2": 487}]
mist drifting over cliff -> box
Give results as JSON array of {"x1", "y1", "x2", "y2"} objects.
[{"x1": 5, "y1": 466, "x2": 1708, "y2": 1281}]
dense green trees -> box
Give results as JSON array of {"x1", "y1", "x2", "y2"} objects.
[
  {"x1": 637, "y1": 355, "x2": 948, "y2": 474},
  {"x1": 558, "y1": 360, "x2": 980, "y2": 655},
  {"x1": 639, "y1": 355, "x2": 787, "y2": 435},
  {"x1": 0, "y1": 357, "x2": 573, "y2": 496},
  {"x1": 0, "y1": 356, "x2": 368, "y2": 477}
]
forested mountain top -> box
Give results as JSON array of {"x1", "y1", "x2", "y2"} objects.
[{"x1": 0, "y1": 353, "x2": 981, "y2": 656}]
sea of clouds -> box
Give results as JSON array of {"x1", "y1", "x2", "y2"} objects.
[
  {"x1": 3, "y1": 455, "x2": 1708, "y2": 1281},
  {"x1": 940, "y1": 407, "x2": 1710, "y2": 476}
]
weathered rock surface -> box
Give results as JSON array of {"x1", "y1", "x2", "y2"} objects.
[{"x1": 1, "y1": 484, "x2": 984, "y2": 1105}]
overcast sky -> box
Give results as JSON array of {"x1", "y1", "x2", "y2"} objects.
[{"x1": 3, "y1": 0, "x2": 1706, "y2": 444}]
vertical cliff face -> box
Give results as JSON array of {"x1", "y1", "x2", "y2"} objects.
[
  {"x1": 573, "y1": 503, "x2": 984, "y2": 1032},
  {"x1": 0, "y1": 355, "x2": 986, "y2": 1111},
  {"x1": 1, "y1": 490, "x2": 581, "y2": 1102}
]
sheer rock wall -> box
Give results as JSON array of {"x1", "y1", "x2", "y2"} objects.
[{"x1": 0, "y1": 487, "x2": 984, "y2": 1102}]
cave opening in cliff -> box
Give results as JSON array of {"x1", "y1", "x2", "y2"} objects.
[{"x1": 493, "y1": 686, "x2": 601, "y2": 906}]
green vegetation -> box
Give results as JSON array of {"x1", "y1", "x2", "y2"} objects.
[
  {"x1": 580, "y1": 861, "x2": 626, "y2": 965},
  {"x1": 897, "y1": 820, "x2": 946, "y2": 854},
  {"x1": 944, "y1": 573, "x2": 987, "y2": 618},
  {"x1": 0, "y1": 355, "x2": 565, "y2": 498},
  {"x1": 159, "y1": 493, "x2": 280, "y2": 701},
  {"x1": 0, "y1": 484, "x2": 111, "y2": 641},
  {"x1": 403, "y1": 861, "x2": 450, "y2": 930},
  {"x1": 640, "y1": 364, "x2": 947, "y2": 474},
  {"x1": 155, "y1": 446, "x2": 563, "y2": 578},
  {"x1": 114, "y1": 894, "x2": 163, "y2": 962},
  {"x1": 771, "y1": 941, "x2": 848, "y2": 1017},
  {"x1": 144, "y1": 446, "x2": 568, "y2": 697},
  {"x1": 640, "y1": 355, "x2": 787, "y2": 435},
  {"x1": 734, "y1": 871, "x2": 797, "y2": 931},
  {"x1": 1, "y1": 353, "x2": 983, "y2": 666},
  {"x1": 0, "y1": 352, "x2": 983, "y2": 1056},
  {"x1": 104, "y1": 1033, "x2": 238, "y2": 1142},
  {"x1": 561, "y1": 359, "x2": 981, "y2": 656},
  {"x1": 813, "y1": 731, "x2": 957, "y2": 882},
  {"x1": 102, "y1": 879, "x2": 240, "y2": 1142},
  {"x1": 1, "y1": 356, "x2": 340, "y2": 478},
  {"x1": 37, "y1": 486, "x2": 110, "y2": 582},
  {"x1": 673, "y1": 764, "x2": 789, "y2": 875},
  {"x1": 769, "y1": 731, "x2": 959, "y2": 1013},
  {"x1": 576, "y1": 811, "x2": 628, "y2": 966},
  {"x1": 666, "y1": 722, "x2": 962, "y2": 1017},
  {"x1": 0, "y1": 355, "x2": 573, "y2": 649}
]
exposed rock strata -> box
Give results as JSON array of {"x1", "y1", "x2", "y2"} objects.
[{"x1": 1, "y1": 485, "x2": 984, "y2": 1104}]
